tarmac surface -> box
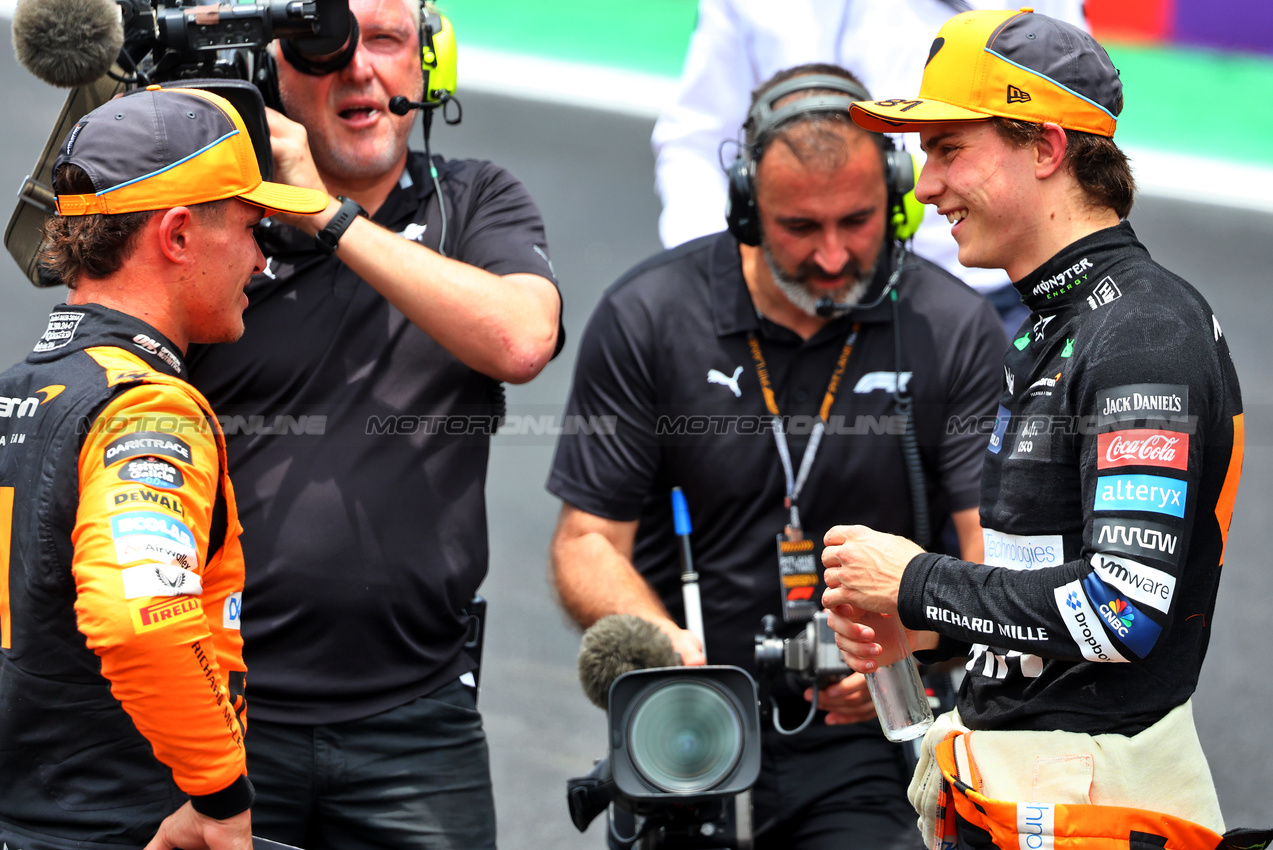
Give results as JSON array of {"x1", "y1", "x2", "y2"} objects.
[{"x1": 1, "y1": 52, "x2": 1270, "y2": 846}]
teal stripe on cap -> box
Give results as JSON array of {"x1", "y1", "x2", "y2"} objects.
[
  {"x1": 984, "y1": 48, "x2": 1119, "y2": 122},
  {"x1": 98, "y1": 130, "x2": 240, "y2": 196}
]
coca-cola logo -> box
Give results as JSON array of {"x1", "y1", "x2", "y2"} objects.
[{"x1": 1097, "y1": 429, "x2": 1189, "y2": 471}]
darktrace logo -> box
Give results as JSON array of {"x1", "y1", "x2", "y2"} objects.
[
  {"x1": 104, "y1": 432, "x2": 192, "y2": 466},
  {"x1": 1007, "y1": 85, "x2": 1032, "y2": 104},
  {"x1": 926, "y1": 37, "x2": 945, "y2": 67}
]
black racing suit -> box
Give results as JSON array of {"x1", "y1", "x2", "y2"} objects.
[{"x1": 899, "y1": 222, "x2": 1244, "y2": 735}]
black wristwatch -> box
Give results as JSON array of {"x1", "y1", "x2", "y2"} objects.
[{"x1": 314, "y1": 195, "x2": 366, "y2": 254}]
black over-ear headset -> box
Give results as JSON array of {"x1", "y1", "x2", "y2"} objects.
[{"x1": 724, "y1": 74, "x2": 923, "y2": 247}]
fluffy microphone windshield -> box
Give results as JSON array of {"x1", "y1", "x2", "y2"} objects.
[
  {"x1": 13, "y1": 0, "x2": 124, "y2": 88},
  {"x1": 578, "y1": 614, "x2": 681, "y2": 710}
]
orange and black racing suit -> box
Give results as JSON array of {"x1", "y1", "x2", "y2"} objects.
[{"x1": 0, "y1": 304, "x2": 250, "y2": 848}]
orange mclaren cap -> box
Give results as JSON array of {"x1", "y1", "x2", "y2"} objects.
[
  {"x1": 850, "y1": 8, "x2": 1122, "y2": 138},
  {"x1": 53, "y1": 86, "x2": 330, "y2": 217}
]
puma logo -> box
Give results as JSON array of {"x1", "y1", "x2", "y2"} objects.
[{"x1": 707, "y1": 366, "x2": 744, "y2": 397}]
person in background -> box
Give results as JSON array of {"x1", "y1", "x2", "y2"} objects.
[
  {"x1": 186, "y1": 0, "x2": 562, "y2": 847},
  {"x1": 652, "y1": 0, "x2": 1085, "y2": 334},
  {"x1": 550, "y1": 65, "x2": 1004, "y2": 850}
]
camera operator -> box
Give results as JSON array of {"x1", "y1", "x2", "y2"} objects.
[
  {"x1": 822, "y1": 9, "x2": 1245, "y2": 847},
  {"x1": 184, "y1": 0, "x2": 562, "y2": 847},
  {"x1": 547, "y1": 65, "x2": 1004, "y2": 849},
  {"x1": 0, "y1": 87, "x2": 327, "y2": 850}
]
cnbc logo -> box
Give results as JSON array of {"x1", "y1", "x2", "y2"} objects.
[{"x1": 1105, "y1": 598, "x2": 1134, "y2": 631}]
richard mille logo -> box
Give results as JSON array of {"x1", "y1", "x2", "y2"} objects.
[{"x1": 707, "y1": 366, "x2": 744, "y2": 398}]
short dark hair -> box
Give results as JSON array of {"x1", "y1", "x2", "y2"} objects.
[
  {"x1": 992, "y1": 118, "x2": 1135, "y2": 219},
  {"x1": 746, "y1": 63, "x2": 889, "y2": 171},
  {"x1": 42, "y1": 164, "x2": 231, "y2": 288}
]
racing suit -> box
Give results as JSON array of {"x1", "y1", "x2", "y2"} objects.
[
  {"x1": 0, "y1": 304, "x2": 250, "y2": 849},
  {"x1": 900, "y1": 222, "x2": 1244, "y2": 732}
]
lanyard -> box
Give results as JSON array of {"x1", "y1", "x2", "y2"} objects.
[{"x1": 746, "y1": 324, "x2": 859, "y2": 533}]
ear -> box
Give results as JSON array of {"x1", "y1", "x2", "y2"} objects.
[
  {"x1": 1034, "y1": 123, "x2": 1068, "y2": 179},
  {"x1": 156, "y1": 206, "x2": 196, "y2": 265}
]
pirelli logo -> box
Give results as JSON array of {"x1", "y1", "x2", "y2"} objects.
[{"x1": 132, "y1": 595, "x2": 202, "y2": 633}]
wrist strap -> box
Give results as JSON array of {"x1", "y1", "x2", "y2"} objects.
[{"x1": 315, "y1": 196, "x2": 365, "y2": 254}]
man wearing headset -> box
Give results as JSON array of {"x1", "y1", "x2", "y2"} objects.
[
  {"x1": 185, "y1": 0, "x2": 562, "y2": 846},
  {"x1": 822, "y1": 10, "x2": 1245, "y2": 847},
  {"x1": 548, "y1": 65, "x2": 1004, "y2": 849}
]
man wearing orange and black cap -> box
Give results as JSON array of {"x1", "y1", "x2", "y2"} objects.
[
  {"x1": 0, "y1": 86, "x2": 326, "y2": 850},
  {"x1": 818, "y1": 8, "x2": 1247, "y2": 847}
]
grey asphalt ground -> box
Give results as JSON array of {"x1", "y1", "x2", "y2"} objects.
[{"x1": 0, "y1": 46, "x2": 1269, "y2": 846}]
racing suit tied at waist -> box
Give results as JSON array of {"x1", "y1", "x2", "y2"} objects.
[{"x1": 909, "y1": 701, "x2": 1224, "y2": 849}]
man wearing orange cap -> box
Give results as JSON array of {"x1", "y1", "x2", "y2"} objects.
[
  {"x1": 818, "y1": 9, "x2": 1248, "y2": 848},
  {"x1": 0, "y1": 86, "x2": 327, "y2": 850}
]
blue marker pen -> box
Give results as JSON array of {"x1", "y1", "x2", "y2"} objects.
[{"x1": 672, "y1": 486, "x2": 706, "y2": 660}]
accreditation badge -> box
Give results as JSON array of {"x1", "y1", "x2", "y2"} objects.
[{"x1": 776, "y1": 531, "x2": 819, "y2": 622}]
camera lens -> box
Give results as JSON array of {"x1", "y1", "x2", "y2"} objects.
[{"x1": 627, "y1": 680, "x2": 743, "y2": 793}]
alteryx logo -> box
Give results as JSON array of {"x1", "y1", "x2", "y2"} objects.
[
  {"x1": 1093, "y1": 474, "x2": 1187, "y2": 519},
  {"x1": 1081, "y1": 572, "x2": 1161, "y2": 658}
]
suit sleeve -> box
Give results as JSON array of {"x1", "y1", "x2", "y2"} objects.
[
  {"x1": 72, "y1": 383, "x2": 250, "y2": 815},
  {"x1": 650, "y1": 0, "x2": 749, "y2": 248},
  {"x1": 899, "y1": 296, "x2": 1240, "y2": 666}
]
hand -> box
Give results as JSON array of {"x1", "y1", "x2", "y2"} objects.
[
  {"x1": 264, "y1": 106, "x2": 334, "y2": 233},
  {"x1": 821, "y1": 524, "x2": 923, "y2": 616},
  {"x1": 654, "y1": 618, "x2": 706, "y2": 667},
  {"x1": 825, "y1": 603, "x2": 939, "y2": 675},
  {"x1": 143, "y1": 801, "x2": 251, "y2": 850},
  {"x1": 804, "y1": 672, "x2": 875, "y2": 725}
]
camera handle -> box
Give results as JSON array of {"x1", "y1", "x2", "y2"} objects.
[{"x1": 756, "y1": 616, "x2": 820, "y2": 736}]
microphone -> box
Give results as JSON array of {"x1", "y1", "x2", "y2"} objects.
[
  {"x1": 814, "y1": 296, "x2": 850, "y2": 318},
  {"x1": 577, "y1": 614, "x2": 680, "y2": 710},
  {"x1": 13, "y1": 0, "x2": 124, "y2": 88},
  {"x1": 388, "y1": 95, "x2": 424, "y2": 115}
]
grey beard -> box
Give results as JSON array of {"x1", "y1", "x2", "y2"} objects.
[{"x1": 763, "y1": 244, "x2": 873, "y2": 318}]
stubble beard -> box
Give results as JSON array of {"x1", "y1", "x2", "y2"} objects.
[{"x1": 762, "y1": 243, "x2": 874, "y2": 317}]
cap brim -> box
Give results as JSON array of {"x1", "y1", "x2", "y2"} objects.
[
  {"x1": 239, "y1": 181, "x2": 331, "y2": 216},
  {"x1": 850, "y1": 100, "x2": 993, "y2": 133}
]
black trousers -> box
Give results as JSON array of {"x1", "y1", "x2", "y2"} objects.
[{"x1": 246, "y1": 679, "x2": 497, "y2": 850}]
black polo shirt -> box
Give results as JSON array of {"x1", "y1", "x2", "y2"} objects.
[
  {"x1": 548, "y1": 231, "x2": 1004, "y2": 680},
  {"x1": 187, "y1": 151, "x2": 558, "y2": 725}
]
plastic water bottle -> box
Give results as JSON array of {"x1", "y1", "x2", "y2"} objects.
[{"x1": 863, "y1": 612, "x2": 934, "y2": 742}]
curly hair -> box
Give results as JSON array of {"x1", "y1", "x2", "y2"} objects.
[{"x1": 40, "y1": 165, "x2": 156, "y2": 288}]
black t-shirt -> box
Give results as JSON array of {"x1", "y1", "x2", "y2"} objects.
[
  {"x1": 548, "y1": 232, "x2": 1005, "y2": 681},
  {"x1": 187, "y1": 152, "x2": 558, "y2": 724},
  {"x1": 899, "y1": 222, "x2": 1245, "y2": 735}
]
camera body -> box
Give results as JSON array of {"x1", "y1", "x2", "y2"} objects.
[
  {"x1": 117, "y1": 0, "x2": 351, "y2": 96},
  {"x1": 754, "y1": 611, "x2": 849, "y2": 689},
  {"x1": 568, "y1": 666, "x2": 761, "y2": 850}
]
